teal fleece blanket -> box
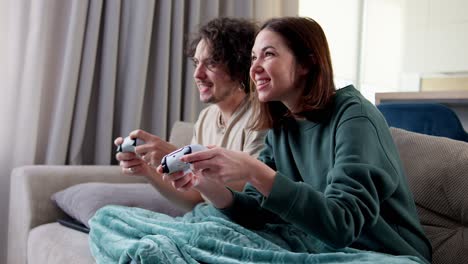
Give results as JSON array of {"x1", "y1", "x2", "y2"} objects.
[{"x1": 89, "y1": 204, "x2": 425, "y2": 264}]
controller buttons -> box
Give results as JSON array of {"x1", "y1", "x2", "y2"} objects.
[{"x1": 183, "y1": 147, "x2": 191, "y2": 155}]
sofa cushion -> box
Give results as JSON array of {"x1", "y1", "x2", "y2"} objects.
[
  {"x1": 51, "y1": 183, "x2": 187, "y2": 228},
  {"x1": 28, "y1": 222, "x2": 94, "y2": 264},
  {"x1": 390, "y1": 127, "x2": 468, "y2": 264}
]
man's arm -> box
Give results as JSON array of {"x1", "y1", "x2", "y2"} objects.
[{"x1": 116, "y1": 130, "x2": 205, "y2": 211}]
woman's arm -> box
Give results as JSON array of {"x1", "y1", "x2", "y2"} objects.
[
  {"x1": 180, "y1": 147, "x2": 277, "y2": 201},
  {"x1": 260, "y1": 117, "x2": 400, "y2": 247}
]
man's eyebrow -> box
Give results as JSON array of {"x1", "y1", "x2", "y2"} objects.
[{"x1": 191, "y1": 57, "x2": 218, "y2": 65}]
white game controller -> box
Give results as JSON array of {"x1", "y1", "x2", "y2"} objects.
[
  {"x1": 161, "y1": 144, "x2": 207, "y2": 174},
  {"x1": 116, "y1": 136, "x2": 145, "y2": 153}
]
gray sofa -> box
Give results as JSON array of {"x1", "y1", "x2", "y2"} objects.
[{"x1": 7, "y1": 123, "x2": 468, "y2": 264}]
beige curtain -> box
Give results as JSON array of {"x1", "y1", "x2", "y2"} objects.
[{"x1": 0, "y1": 0, "x2": 297, "y2": 262}]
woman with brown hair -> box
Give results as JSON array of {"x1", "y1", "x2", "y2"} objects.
[{"x1": 170, "y1": 17, "x2": 431, "y2": 263}]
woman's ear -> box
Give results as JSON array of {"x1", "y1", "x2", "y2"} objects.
[
  {"x1": 297, "y1": 63, "x2": 310, "y2": 76},
  {"x1": 297, "y1": 54, "x2": 314, "y2": 76}
]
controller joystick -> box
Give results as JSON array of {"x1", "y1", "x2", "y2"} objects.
[
  {"x1": 161, "y1": 144, "x2": 207, "y2": 174},
  {"x1": 116, "y1": 136, "x2": 145, "y2": 153}
]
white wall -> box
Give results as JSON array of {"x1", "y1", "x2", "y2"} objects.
[
  {"x1": 361, "y1": 0, "x2": 404, "y2": 98},
  {"x1": 403, "y1": 0, "x2": 468, "y2": 74},
  {"x1": 299, "y1": 0, "x2": 361, "y2": 87},
  {"x1": 299, "y1": 0, "x2": 468, "y2": 102},
  {"x1": 299, "y1": 0, "x2": 405, "y2": 102}
]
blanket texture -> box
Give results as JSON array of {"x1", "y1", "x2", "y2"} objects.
[{"x1": 89, "y1": 204, "x2": 425, "y2": 264}]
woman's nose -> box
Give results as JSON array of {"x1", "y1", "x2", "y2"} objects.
[{"x1": 250, "y1": 60, "x2": 263, "y2": 74}]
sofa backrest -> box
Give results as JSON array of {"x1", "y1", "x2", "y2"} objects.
[
  {"x1": 390, "y1": 127, "x2": 468, "y2": 264},
  {"x1": 169, "y1": 121, "x2": 194, "y2": 147}
]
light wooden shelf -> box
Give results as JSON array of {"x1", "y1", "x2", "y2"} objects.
[{"x1": 375, "y1": 91, "x2": 468, "y2": 105}]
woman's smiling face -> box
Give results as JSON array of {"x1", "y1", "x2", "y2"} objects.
[{"x1": 250, "y1": 29, "x2": 308, "y2": 110}]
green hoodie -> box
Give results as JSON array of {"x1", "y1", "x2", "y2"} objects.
[{"x1": 221, "y1": 85, "x2": 431, "y2": 262}]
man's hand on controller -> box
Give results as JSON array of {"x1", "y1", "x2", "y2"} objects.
[
  {"x1": 114, "y1": 129, "x2": 178, "y2": 175},
  {"x1": 129, "y1": 129, "x2": 178, "y2": 167},
  {"x1": 115, "y1": 136, "x2": 153, "y2": 175}
]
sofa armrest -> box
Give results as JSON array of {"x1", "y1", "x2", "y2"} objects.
[{"x1": 7, "y1": 165, "x2": 146, "y2": 264}]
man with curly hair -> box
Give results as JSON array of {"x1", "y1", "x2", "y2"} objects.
[{"x1": 115, "y1": 17, "x2": 266, "y2": 212}]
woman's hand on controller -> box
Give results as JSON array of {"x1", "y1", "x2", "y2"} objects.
[
  {"x1": 158, "y1": 168, "x2": 198, "y2": 191},
  {"x1": 180, "y1": 147, "x2": 277, "y2": 197},
  {"x1": 156, "y1": 165, "x2": 225, "y2": 195}
]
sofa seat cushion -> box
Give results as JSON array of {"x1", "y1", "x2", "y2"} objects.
[
  {"x1": 390, "y1": 127, "x2": 468, "y2": 264},
  {"x1": 28, "y1": 223, "x2": 94, "y2": 264}
]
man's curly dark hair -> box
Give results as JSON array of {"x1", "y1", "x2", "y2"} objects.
[{"x1": 187, "y1": 17, "x2": 258, "y2": 94}]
